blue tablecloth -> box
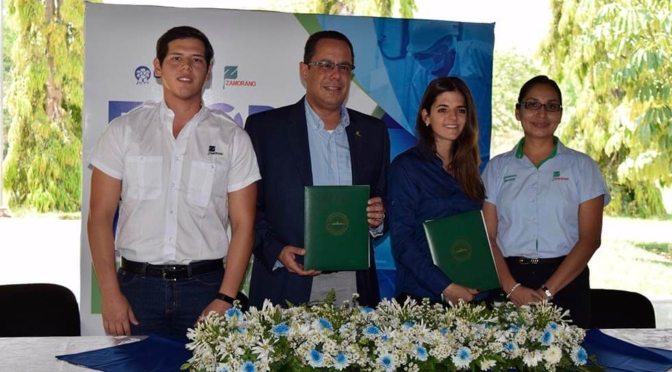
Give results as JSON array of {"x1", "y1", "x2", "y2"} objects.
[
  {"x1": 56, "y1": 330, "x2": 672, "y2": 371},
  {"x1": 56, "y1": 335, "x2": 190, "y2": 372},
  {"x1": 583, "y1": 329, "x2": 672, "y2": 371}
]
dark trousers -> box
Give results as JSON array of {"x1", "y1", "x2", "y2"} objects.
[
  {"x1": 506, "y1": 257, "x2": 591, "y2": 328},
  {"x1": 117, "y1": 267, "x2": 224, "y2": 341}
]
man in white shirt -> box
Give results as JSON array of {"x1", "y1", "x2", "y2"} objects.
[{"x1": 87, "y1": 26, "x2": 260, "y2": 339}]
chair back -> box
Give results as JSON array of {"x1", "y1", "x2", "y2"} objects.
[
  {"x1": 590, "y1": 289, "x2": 656, "y2": 329},
  {"x1": 0, "y1": 283, "x2": 81, "y2": 337}
]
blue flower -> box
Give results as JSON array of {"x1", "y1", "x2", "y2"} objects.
[
  {"x1": 334, "y1": 352, "x2": 349, "y2": 370},
  {"x1": 504, "y1": 341, "x2": 518, "y2": 353},
  {"x1": 439, "y1": 327, "x2": 449, "y2": 336},
  {"x1": 306, "y1": 349, "x2": 324, "y2": 368},
  {"x1": 377, "y1": 353, "x2": 395, "y2": 371},
  {"x1": 272, "y1": 322, "x2": 289, "y2": 337},
  {"x1": 360, "y1": 306, "x2": 375, "y2": 314},
  {"x1": 452, "y1": 347, "x2": 472, "y2": 369},
  {"x1": 572, "y1": 346, "x2": 588, "y2": 365},
  {"x1": 317, "y1": 318, "x2": 333, "y2": 331},
  {"x1": 509, "y1": 324, "x2": 521, "y2": 333},
  {"x1": 546, "y1": 321, "x2": 559, "y2": 331},
  {"x1": 363, "y1": 324, "x2": 381, "y2": 337},
  {"x1": 540, "y1": 330, "x2": 554, "y2": 345},
  {"x1": 402, "y1": 321, "x2": 415, "y2": 330},
  {"x1": 240, "y1": 361, "x2": 256, "y2": 372},
  {"x1": 216, "y1": 365, "x2": 230, "y2": 372},
  {"x1": 225, "y1": 307, "x2": 243, "y2": 320},
  {"x1": 414, "y1": 344, "x2": 428, "y2": 361}
]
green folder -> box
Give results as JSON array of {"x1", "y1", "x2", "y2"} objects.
[
  {"x1": 423, "y1": 209, "x2": 500, "y2": 290},
  {"x1": 304, "y1": 185, "x2": 370, "y2": 271}
]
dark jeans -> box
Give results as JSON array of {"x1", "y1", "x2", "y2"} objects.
[
  {"x1": 117, "y1": 267, "x2": 224, "y2": 341},
  {"x1": 506, "y1": 257, "x2": 591, "y2": 328}
]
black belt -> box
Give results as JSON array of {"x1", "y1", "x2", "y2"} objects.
[
  {"x1": 506, "y1": 256, "x2": 565, "y2": 265},
  {"x1": 121, "y1": 257, "x2": 223, "y2": 280}
]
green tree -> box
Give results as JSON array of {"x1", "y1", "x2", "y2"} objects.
[
  {"x1": 490, "y1": 50, "x2": 543, "y2": 155},
  {"x1": 3, "y1": 0, "x2": 84, "y2": 212},
  {"x1": 541, "y1": 0, "x2": 671, "y2": 217}
]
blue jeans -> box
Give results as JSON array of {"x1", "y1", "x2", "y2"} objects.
[{"x1": 117, "y1": 267, "x2": 223, "y2": 341}]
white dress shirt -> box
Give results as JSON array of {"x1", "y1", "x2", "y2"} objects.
[{"x1": 90, "y1": 101, "x2": 260, "y2": 264}]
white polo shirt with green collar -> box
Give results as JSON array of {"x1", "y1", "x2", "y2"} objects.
[{"x1": 482, "y1": 138, "x2": 610, "y2": 259}]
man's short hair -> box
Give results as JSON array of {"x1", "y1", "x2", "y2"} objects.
[
  {"x1": 156, "y1": 26, "x2": 214, "y2": 67},
  {"x1": 303, "y1": 30, "x2": 354, "y2": 65}
]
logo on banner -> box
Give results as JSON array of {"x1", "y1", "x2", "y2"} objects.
[
  {"x1": 223, "y1": 65, "x2": 256, "y2": 89},
  {"x1": 135, "y1": 65, "x2": 152, "y2": 84}
]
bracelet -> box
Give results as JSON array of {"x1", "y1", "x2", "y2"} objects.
[
  {"x1": 540, "y1": 285, "x2": 554, "y2": 300},
  {"x1": 216, "y1": 292, "x2": 236, "y2": 306},
  {"x1": 506, "y1": 283, "x2": 521, "y2": 299}
]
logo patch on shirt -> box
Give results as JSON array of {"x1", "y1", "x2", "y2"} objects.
[
  {"x1": 503, "y1": 174, "x2": 517, "y2": 183},
  {"x1": 552, "y1": 171, "x2": 569, "y2": 181},
  {"x1": 208, "y1": 145, "x2": 223, "y2": 156}
]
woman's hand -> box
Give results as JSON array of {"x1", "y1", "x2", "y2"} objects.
[{"x1": 508, "y1": 285, "x2": 545, "y2": 307}]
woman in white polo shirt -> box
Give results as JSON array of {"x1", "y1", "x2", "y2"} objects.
[{"x1": 482, "y1": 75, "x2": 610, "y2": 328}]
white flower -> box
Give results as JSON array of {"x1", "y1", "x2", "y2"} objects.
[
  {"x1": 543, "y1": 345, "x2": 562, "y2": 365},
  {"x1": 522, "y1": 350, "x2": 543, "y2": 367},
  {"x1": 479, "y1": 359, "x2": 496, "y2": 370}
]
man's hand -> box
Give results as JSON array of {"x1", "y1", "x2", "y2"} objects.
[
  {"x1": 278, "y1": 245, "x2": 320, "y2": 276},
  {"x1": 442, "y1": 283, "x2": 479, "y2": 305},
  {"x1": 199, "y1": 299, "x2": 231, "y2": 321},
  {"x1": 101, "y1": 290, "x2": 139, "y2": 336},
  {"x1": 367, "y1": 196, "x2": 385, "y2": 228}
]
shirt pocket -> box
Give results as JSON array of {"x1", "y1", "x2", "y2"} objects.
[
  {"x1": 187, "y1": 161, "x2": 216, "y2": 208},
  {"x1": 124, "y1": 155, "x2": 163, "y2": 200}
]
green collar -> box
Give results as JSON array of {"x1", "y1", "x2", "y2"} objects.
[{"x1": 515, "y1": 136, "x2": 559, "y2": 168}]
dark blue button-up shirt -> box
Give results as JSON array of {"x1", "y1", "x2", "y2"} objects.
[{"x1": 389, "y1": 146, "x2": 483, "y2": 301}]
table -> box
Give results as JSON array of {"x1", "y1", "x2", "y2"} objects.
[
  {"x1": 1, "y1": 330, "x2": 671, "y2": 371},
  {"x1": 0, "y1": 336, "x2": 143, "y2": 371}
]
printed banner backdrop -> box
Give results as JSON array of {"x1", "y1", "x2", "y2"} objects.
[{"x1": 81, "y1": 3, "x2": 494, "y2": 335}]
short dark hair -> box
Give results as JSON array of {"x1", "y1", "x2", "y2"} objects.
[
  {"x1": 516, "y1": 75, "x2": 562, "y2": 107},
  {"x1": 415, "y1": 76, "x2": 484, "y2": 201},
  {"x1": 156, "y1": 26, "x2": 214, "y2": 67},
  {"x1": 303, "y1": 30, "x2": 354, "y2": 65}
]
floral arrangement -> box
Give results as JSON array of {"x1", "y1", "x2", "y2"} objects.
[{"x1": 183, "y1": 296, "x2": 594, "y2": 371}]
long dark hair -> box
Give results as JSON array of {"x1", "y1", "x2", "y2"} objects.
[{"x1": 415, "y1": 76, "x2": 484, "y2": 201}]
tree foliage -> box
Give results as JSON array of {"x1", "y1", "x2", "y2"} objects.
[
  {"x1": 541, "y1": 0, "x2": 671, "y2": 217},
  {"x1": 490, "y1": 51, "x2": 543, "y2": 155},
  {"x1": 3, "y1": 0, "x2": 84, "y2": 212}
]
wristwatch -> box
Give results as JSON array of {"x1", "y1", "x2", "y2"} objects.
[
  {"x1": 216, "y1": 292, "x2": 236, "y2": 306},
  {"x1": 540, "y1": 285, "x2": 554, "y2": 300}
]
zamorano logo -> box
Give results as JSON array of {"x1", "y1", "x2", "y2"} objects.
[
  {"x1": 450, "y1": 240, "x2": 472, "y2": 262},
  {"x1": 325, "y1": 212, "x2": 349, "y2": 236},
  {"x1": 223, "y1": 65, "x2": 256, "y2": 89}
]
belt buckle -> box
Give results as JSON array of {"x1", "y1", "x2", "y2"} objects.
[{"x1": 162, "y1": 266, "x2": 179, "y2": 281}]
